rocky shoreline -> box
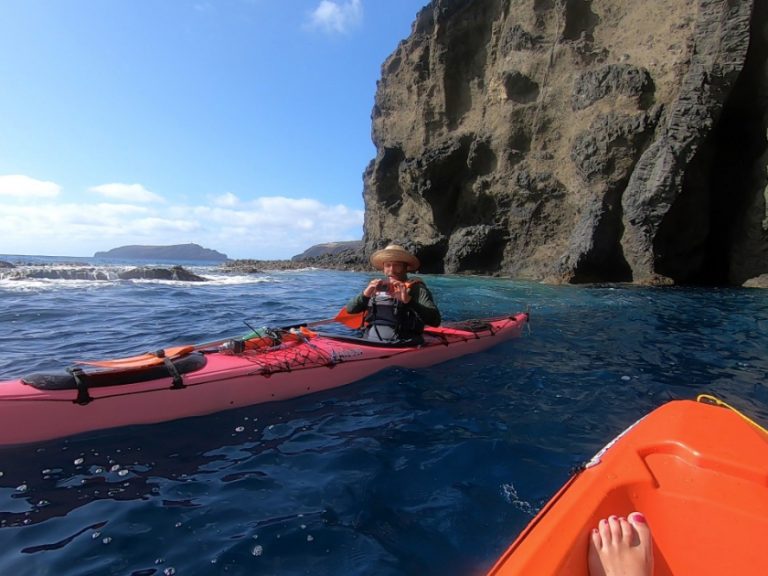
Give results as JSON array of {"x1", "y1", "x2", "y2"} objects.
[
  {"x1": 221, "y1": 247, "x2": 370, "y2": 273},
  {"x1": 3, "y1": 253, "x2": 766, "y2": 286},
  {"x1": 0, "y1": 248, "x2": 373, "y2": 281}
]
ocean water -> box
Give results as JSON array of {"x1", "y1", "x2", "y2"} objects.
[{"x1": 0, "y1": 256, "x2": 766, "y2": 576}]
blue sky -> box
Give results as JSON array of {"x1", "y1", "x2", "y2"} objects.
[{"x1": 0, "y1": 0, "x2": 427, "y2": 259}]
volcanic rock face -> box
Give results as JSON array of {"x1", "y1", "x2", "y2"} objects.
[{"x1": 362, "y1": 0, "x2": 768, "y2": 285}]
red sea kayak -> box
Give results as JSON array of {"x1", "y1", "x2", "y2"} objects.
[{"x1": 0, "y1": 312, "x2": 528, "y2": 446}]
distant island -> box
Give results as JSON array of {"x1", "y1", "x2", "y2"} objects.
[{"x1": 94, "y1": 243, "x2": 228, "y2": 261}]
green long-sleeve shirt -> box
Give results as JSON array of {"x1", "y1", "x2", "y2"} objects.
[{"x1": 345, "y1": 279, "x2": 441, "y2": 327}]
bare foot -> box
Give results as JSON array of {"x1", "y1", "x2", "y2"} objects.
[{"x1": 588, "y1": 512, "x2": 653, "y2": 576}]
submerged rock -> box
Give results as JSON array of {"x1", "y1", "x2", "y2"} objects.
[
  {"x1": 118, "y1": 266, "x2": 207, "y2": 282},
  {"x1": 5, "y1": 267, "x2": 116, "y2": 281}
]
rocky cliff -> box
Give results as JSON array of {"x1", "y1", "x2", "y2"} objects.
[{"x1": 362, "y1": 0, "x2": 767, "y2": 285}]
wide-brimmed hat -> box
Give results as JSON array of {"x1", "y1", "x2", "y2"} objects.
[{"x1": 370, "y1": 244, "x2": 420, "y2": 271}]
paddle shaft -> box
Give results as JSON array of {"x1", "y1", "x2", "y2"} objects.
[{"x1": 192, "y1": 308, "x2": 359, "y2": 351}]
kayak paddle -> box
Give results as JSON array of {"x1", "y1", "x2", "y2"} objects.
[{"x1": 74, "y1": 307, "x2": 367, "y2": 367}]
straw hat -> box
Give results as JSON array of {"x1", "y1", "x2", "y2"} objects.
[{"x1": 370, "y1": 244, "x2": 420, "y2": 271}]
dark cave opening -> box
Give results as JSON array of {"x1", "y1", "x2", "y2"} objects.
[
  {"x1": 572, "y1": 190, "x2": 633, "y2": 283},
  {"x1": 696, "y1": 10, "x2": 766, "y2": 285},
  {"x1": 658, "y1": 2, "x2": 767, "y2": 285}
]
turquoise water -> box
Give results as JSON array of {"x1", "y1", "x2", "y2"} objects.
[{"x1": 0, "y1": 259, "x2": 766, "y2": 575}]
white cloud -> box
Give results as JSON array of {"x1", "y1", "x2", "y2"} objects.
[
  {"x1": 179, "y1": 195, "x2": 364, "y2": 257},
  {"x1": 90, "y1": 183, "x2": 164, "y2": 203},
  {"x1": 308, "y1": 0, "x2": 362, "y2": 34},
  {"x1": 131, "y1": 217, "x2": 200, "y2": 234},
  {"x1": 213, "y1": 192, "x2": 240, "y2": 207},
  {"x1": 0, "y1": 177, "x2": 363, "y2": 259},
  {"x1": 0, "y1": 174, "x2": 60, "y2": 198},
  {"x1": 188, "y1": 195, "x2": 363, "y2": 237}
]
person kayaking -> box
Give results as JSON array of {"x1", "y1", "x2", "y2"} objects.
[
  {"x1": 588, "y1": 512, "x2": 654, "y2": 576},
  {"x1": 346, "y1": 244, "x2": 441, "y2": 343}
]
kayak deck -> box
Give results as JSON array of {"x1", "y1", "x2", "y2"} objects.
[{"x1": 487, "y1": 398, "x2": 768, "y2": 575}]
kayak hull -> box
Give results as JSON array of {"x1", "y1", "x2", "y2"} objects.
[
  {"x1": 487, "y1": 399, "x2": 768, "y2": 575},
  {"x1": 0, "y1": 313, "x2": 528, "y2": 446}
]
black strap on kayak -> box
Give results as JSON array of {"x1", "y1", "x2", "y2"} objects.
[
  {"x1": 428, "y1": 330, "x2": 451, "y2": 346},
  {"x1": 164, "y1": 357, "x2": 185, "y2": 389},
  {"x1": 68, "y1": 367, "x2": 93, "y2": 405}
]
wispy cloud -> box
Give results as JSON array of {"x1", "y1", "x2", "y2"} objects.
[
  {"x1": 308, "y1": 0, "x2": 363, "y2": 34},
  {"x1": 0, "y1": 175, "x2": 363, "y2": 258},
  {"x1": 188, "y1": 195, "x2": 364, "y2": 254},
  {"x1": 0, "y1": 174, "x2": 60, "y2": 198},
  {"x1": 90, "y1": 183, "x2": 165, "y2": 203},
  {"x1": 212, "y1": 192, "x2": 239, "y2": 207}
]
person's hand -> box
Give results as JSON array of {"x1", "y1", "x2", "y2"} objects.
[
  {"x1": 363, "y1": 279, "x2": 384, "y2": 298},
  {"x1": 389, "y1": 280, "x2": 411, "y2": 303}
]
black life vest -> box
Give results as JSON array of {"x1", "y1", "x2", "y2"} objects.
[{"x1": 365, "y1": 279, "x2": 425, "y2": 339}]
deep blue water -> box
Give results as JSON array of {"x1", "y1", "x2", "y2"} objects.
[{"x1": 1, "y1": 257, "x2": 767, "y2": 575}]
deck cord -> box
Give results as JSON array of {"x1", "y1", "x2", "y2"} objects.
[{"x1": 696, "y1": 394, "x2": 768, "y2": 435}]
